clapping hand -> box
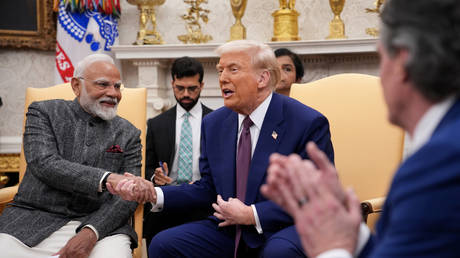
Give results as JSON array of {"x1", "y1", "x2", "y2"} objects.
[{"x1": 261, "y1": 142, "x2": 362, "y2": 257}]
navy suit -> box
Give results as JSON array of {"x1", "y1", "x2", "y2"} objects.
[
  {"x1": 150, "y1": 93, "x2": 334, "y2": 257},
  {"x1": 360, "y1": 99, "x2": 460, "y2": 257}
]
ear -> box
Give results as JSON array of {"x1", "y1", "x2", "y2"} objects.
[
  {"x1": 71, "y1": 77, "x2": 82, "y2": 98},
  {"x1": 257, "y1": 70, "x2": 270, "y2": 89},
  {"x1": 395, "y1": 49, "x2": 410, "y2": 83},
  {"x1": 199, "y1": 81, "x2": 204, "y2": 90}
]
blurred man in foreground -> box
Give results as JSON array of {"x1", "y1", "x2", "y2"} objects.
[{"x1": 262, "y1": 0, "x2": 460, "y2": 257}]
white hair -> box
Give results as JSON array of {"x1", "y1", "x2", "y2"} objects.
[
  {"x1": 73, "y1": 53, "x2": 115, "y2": 78},
  {"x1": 215, "y1": 40, "x2": 280, "y2": 89}
]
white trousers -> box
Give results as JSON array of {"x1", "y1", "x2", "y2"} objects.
[{"x1": 0, "y1": 221, "x2": 132, "y2": 258}]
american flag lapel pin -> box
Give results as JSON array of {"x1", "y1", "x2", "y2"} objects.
[{"x1": 272, "y1": 131, "x2": 278, "y2": 140}]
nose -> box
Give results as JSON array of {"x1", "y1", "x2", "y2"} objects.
[
  {"x1": 280, "y1": 70, "x2": 287, "y2": 82},
  {"x1": 105, "y1": 85, "x2": 120, "y2": 99},
  {"x1": 183, "y1": 88, "x2": 191, "y2": 97},
  {"x1": 219, "y1": 70, "x2": 229, "y2": 84}
]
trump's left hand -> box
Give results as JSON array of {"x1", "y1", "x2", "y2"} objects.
[{"x1": 212, "y1": 195, "x2": 255, "y2": 227}]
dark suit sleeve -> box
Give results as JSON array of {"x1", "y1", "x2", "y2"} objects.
[
  {"x1": 256, "y1": 115, "x2": 334, "y2": 233},
  {"x1": 77, "y1": 130, "x2": 141, "y2": 240},
  {"x1": 145, "y1": 119, "x2": 159, "y2": 181},
  {"x1": 366, "y1": 140, "x2": 460, "y2": 257},
  {"x1": 23, "y1": 102, "x2": 106, "y2": 196}
]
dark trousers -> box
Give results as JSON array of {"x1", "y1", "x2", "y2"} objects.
[
  {"x1": 148, "y1": 219, "x2": 306, "y2": 258},
  {"x1": 143, "y1": 203, "x2": 212, "y2": 251}
]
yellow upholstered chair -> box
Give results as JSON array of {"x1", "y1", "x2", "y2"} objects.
[
  {"x1": 290, "y1": 73, "x2": 405, "y2": 230},
  {"x1": 0, "y1": 83, "x2": 146, "y2": 258}
]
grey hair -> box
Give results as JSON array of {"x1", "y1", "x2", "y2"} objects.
[
  {"x1": 73, "y1": 53, "x2": 115, "y2": 78},
  {"x1": 380, "y1": 0, "x2": 460, "y2": 102},
  {"x1": 215, "y1": 40, "x2": 280, "y2": 89}
]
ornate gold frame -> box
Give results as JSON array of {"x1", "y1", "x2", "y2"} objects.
[{"x1": 0, "y1": 0, "x2": 56, "y2": 51}]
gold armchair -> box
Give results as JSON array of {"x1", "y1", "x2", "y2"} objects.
[
  {"x1": 290, "y1": 73, "x2": 405, "y2": 230},
  {"x1": 0, "y1": 83, "x2": 146, "y2": 258}
]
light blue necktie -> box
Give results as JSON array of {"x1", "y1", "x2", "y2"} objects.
[{"x1": 177, "y1": 112, "x2": 193, "y2": 183}]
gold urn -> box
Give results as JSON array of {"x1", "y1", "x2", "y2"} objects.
[{"x1": 326, "y1": 0, "x2": 347, "y2": 39}]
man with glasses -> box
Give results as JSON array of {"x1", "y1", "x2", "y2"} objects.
[
  {"x1": 143, "y1": 56, "x2": 213, "y2": 247},
  {"x1": 0, "y1": 53, "x2": 143, "y2": 258}
]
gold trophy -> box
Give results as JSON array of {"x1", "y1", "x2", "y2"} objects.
[
  {"x1": 177, "y1": 0, "x2": 212, "y2": 44},
  {"x1": 365, "y1": 0, "x2": 385, "y2": 37},
  {"x1": 127, "y1": 0, "x2": 165, "y2": 45},
  {"x1": 229, "y1": 0, "x2": 248, "y2": 41},
  {"x1": 326, "y1": 0, "x2": 347, "y2": 39},
  {"x1": 272, "y1": 0, "x2": 300, "y2": 41}
]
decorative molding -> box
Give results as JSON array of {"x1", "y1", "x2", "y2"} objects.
[
  {"x1": 112, "y1": 38, "x2": 378, "y2": 60},
  {"x1": 0, "y1": 154, "x2": 20, "y2": 172},
  {"x1": 0, "y1": 137, "x2": 22, "y2": 154},
  {"x1": 303, "y1": 53, "x2": 379, "y2": 64}
]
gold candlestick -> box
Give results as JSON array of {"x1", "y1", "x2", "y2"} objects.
[
  {"x1": 178, "y1": 0, "x2": 212, "y2": 44},
  {"x1": 127, "y1": 0, "x2": 166, "y2": 45},
  {"x1": 326, "y1": 0, "x2": 347, "y2": 39},
  {"x1": 272, "y1": 0, "x2": 300, "y2": 42},
  {"x1": 229, "y1": 0, "x2": 248, "y2": 41}
]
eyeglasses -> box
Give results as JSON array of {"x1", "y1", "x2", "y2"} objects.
[
  {"x1": 174, "y1": 85, "x2": 199, "y2": 94},
  {"x1": 78, "y1": 77, "x2": 124, "y2": 91}
]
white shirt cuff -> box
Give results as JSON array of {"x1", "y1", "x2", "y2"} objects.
[
  {"x1": 98, "y1": 171, "x2": 111, "y2": 192},
  {"x1": 83, "y1": 225, "x2": 99, "y2": 240},
  {"x1": 150, "y1": 187, "x2": 164, "y2": 212},
  {"x1": 354, "y1": 222, "x2": 371, "y2": 256},
  {"x1": 315, "y1": 222, "x2": 370, "y2": 258},
  {"x1": 251, "y1": 204, "x2": 263, "y2": 234},
  {"x1": 316, "y1": 249, "x2": 352, "y2": 258}
]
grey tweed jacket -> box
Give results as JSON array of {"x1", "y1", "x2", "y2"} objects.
[{"x1": 0, "y1": 98, "x2": 142, "y2": 249}]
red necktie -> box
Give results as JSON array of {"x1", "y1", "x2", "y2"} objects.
[{"x1": 234, "y1": 116, "x2": 253, "y2": 257}]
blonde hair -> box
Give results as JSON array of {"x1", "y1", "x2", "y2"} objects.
[{"x1": 215, "y1": 40, "x2": 280, "y2": 89}]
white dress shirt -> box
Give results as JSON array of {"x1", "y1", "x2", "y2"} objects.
[
  {"x1": 170, "y1": 102, "x2": 203, "y2": 183},
  {"x1": 317, "y1": 96, "x2": 455, "y2": 258}
]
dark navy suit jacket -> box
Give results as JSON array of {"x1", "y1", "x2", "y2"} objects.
[
  {"x1": 360, "y1": 99, "x2": 460, "y2": 257},
  {"x1": 161, "y1": 93, "x2": 334, "y2": 248}
]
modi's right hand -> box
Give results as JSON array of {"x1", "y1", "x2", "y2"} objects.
[{"x1": 107, "y1": 173, "x2": 156, "y2": 204}]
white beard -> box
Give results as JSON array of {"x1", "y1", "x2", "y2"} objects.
[{"x1": 79, "y1": 84, "x2": 118, "y2": 121}]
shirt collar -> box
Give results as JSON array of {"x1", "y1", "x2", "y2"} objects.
[
  {"x1": 238, "y1": 93, "x2": 273, "y2": 131},
  {"x1": 406, "y1": 96, "x2": 456, "y2": 156},
  {"x1": 177, "y1": 100, "x2": 202, "y2": 119}
]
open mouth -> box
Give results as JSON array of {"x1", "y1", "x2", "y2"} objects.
[{"x1": 222, "y1": 89, "x2": 234, "y2": 98}]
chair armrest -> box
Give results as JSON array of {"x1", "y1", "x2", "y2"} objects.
[
  {"x1": 360, "y1": 196, "x2": 385, "y2": 223},
  {"x1": 0, "y1": 184, "x2": 19, "y2": 214},
  {"x1": 132, "y1": 204, "x2": 144, "y2": 258}
]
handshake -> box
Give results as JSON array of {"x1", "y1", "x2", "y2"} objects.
[{"x1": 106, "y1": 173, "x2": 157, "y2": 204}]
